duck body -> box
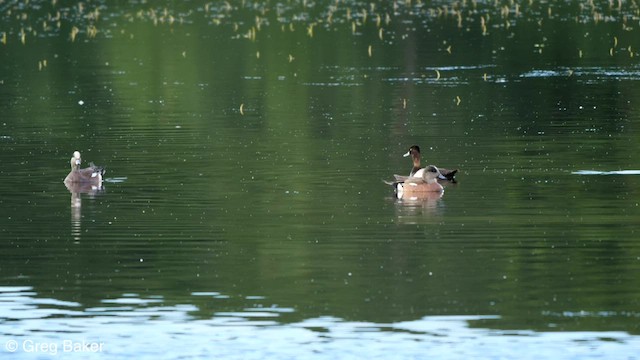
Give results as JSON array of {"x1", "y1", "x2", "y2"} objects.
[
  {"x1": 404, "y1": 145, "x2": 458, "y2": 182},
  {"x1": 64, "y1": 151, "x2": 105, "y2": 187},
  {"x1": 385, "y1": 165, "x2": 444, "y2": 199},
  {"x1": 398, "y1": 177, "x2": 444, "y2": 196}
]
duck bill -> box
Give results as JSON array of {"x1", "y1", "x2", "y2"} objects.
[{"x1": 403, "y1": 151, "x2": 411, "y2": 157}]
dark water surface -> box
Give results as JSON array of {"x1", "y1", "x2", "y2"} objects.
[{"x1": 1, "y1": 1, "x2": 640, "y2": 358}]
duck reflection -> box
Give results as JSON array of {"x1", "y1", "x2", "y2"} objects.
[
  {"x1": 393, "y1": 190, "x2": 444, "y2": 221},
  {"x1": 65, "y1": 182, "x2": 105, "y2": 241}
]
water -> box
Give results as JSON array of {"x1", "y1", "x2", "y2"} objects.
[{"x1": 1, "y1": 0, "x2": 640, "y2": 358}]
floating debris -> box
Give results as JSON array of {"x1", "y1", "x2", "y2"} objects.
[
  {"x1": 0, "y1": 0, "x2": 639, "y2": 70},
  {"x1": 481, "y1": 16, "x2": 487, "y2": 35},
  {"x1": 87, "y1": 25, "x2": 98, "y2": 38},
  {"x1": 70, "y1": 26, "x2": 79, "y2": 42}
]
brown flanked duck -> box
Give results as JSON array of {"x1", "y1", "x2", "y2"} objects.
[
  {"x1": 64, "y1": 151, "x2": 105, "y2": 188},
  {"x1": 385, "y1": 165, "x2": 444, "y2": 198},
  {"x1": 403, "y1": 145, "x2": 457, "y2": 182}
]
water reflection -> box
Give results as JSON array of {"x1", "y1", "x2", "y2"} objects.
[
  {"x1": 393, "y1": 191, "x2": 444, "y2": 223},
  {"x1": 1, "y1": 286, "x2": 638, "y2": 359},
  {"x1": 64, "y1": 182, "x2": 105, "y2": 242},
  {"x1": 1, "y1": 0, "x2": 640, "y2": 357}
]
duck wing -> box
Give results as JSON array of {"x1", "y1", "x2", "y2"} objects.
[
  {"x1": 403, "y1": 177, "x2": 428, "y2": 185},
  {"x1": 393, "y1": 174, "x2": 410, "y2": 182}
]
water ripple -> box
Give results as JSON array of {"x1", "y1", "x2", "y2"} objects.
[{"x1": 1, "y1": 287, "x2": 639, "y2": 359}]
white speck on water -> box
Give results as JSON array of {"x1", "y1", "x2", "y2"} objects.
[
  {"x1": 140, "y1": 258, "x2": 144, "y2": 262},
  {"x1": 78, "y1": 100, "x2": 84, "y2": 105}
]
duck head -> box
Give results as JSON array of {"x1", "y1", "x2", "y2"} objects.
[
  {"x1": 403, "y1": 145, "x2": 422, "y2": 173},
  {"x1": 422, "y1": 165, "x2": 441, "y2": 184},
  {"x1": 70, "y1": 151, "x2": 81, "y2": 170},
  {"x1": 403, "y1": 145, "x2": 421, "y2": 159}
]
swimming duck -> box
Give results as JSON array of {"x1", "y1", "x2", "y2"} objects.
[
  {"x1": 385, "y1": 165, "x2": 444, "y2": 198},
  {"x1": 403, "y1": 145, "x2": 457, "y2": 181},
  {"x1": 63, "y1": 151, "x2": 105, "y2": 187}
]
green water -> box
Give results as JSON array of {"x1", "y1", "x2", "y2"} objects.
[{"x1": 1, "y1": 1, "x2": 640, "y2": 358}]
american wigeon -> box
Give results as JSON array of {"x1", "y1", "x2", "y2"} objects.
[
  {"x1": 397, "y1": 165, "x2": 444, "y2": 195},
  {"x1": 403, "y1": 145, "x2": 458, "y2": 181},
  {"x1": 385, "y1": 165, "x2": 444, "y2": 198},
  {"x1": 63, "y1": 151, "x2": 105, "y2": 187}
]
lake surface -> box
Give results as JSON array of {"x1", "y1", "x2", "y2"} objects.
[{"x1": 1, "y1": 0, "x2": 640, "y2": 358}]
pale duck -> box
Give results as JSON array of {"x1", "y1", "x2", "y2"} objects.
[{"x1": 64, "y1": 151, "x2": 105, "y2": 187}]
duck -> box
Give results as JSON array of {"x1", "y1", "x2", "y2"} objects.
[
  {"x1": 403, "y1": 145, "x2": 457, "y2": 181},
  {"x1": 63, "y1": 151, "x2": 105, "y2": 187},
  {"x1": 385, "y1": 165, "x2": 444, "y2": 198}
]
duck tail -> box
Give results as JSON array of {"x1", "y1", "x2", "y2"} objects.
[
  {"x1": 438, "y1": 169, "x2": 458, "y2": 181},
  {"x1": 383, "y1": 179, "x2": 405, "y2": 196},
  {"x1": 89, "y1": 162, "x2": 106, "y2": 176}
]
